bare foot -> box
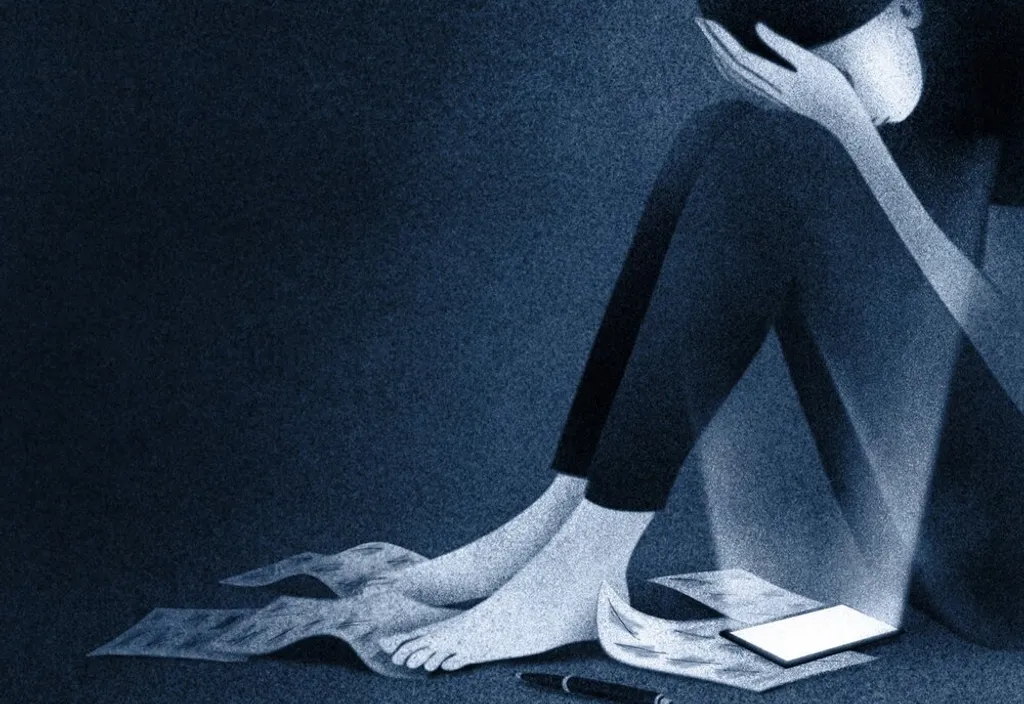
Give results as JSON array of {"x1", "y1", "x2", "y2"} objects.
[
  {"x1": 370, "y1": 475, "x2": 586, "y2": 606},
  {"x1": 378, "y1": 499, "x2": 654, "y2": 671}
]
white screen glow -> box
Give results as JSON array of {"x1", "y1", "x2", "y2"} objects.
[{"x1": 725, "y1": 605, "x2": 898, "y2": 666}]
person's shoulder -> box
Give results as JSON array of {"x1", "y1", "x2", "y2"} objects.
[
  {"x1": 705, "y1": 100, "x2": 839, "y2": 161},
  {"x1": 682, "y1": 100, "x2": 841, "y2": 192}
]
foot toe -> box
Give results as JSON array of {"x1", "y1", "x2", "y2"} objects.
[
  {"x1": 423, "y1": 650, "x2": 454, "y2": 672},
  {"x1": 440, "y1": 654, "x2": 468, "y2": 671},
  {"x1": 391, "y1": 636, "x2": 429, "y2": 666},
  {"x1": 379, "y1": 630, "x2": 421, "y2": 655},
  {"x1": 404, "y1": 646, "x2": 435, "y2": 669}
]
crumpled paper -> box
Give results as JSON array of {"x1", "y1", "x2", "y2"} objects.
[
  {"x1": 597, "y1": 569, "x2": 876, "y2": 692},
  {"x1": 91, "y1": 544, "x2": 882, "y2": 690},
  {"x1": 90, "y1": 543, "x2": 461, "y2": 679}
]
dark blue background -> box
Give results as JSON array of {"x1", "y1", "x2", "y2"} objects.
[{"x1": 5, "y1": 1, "x2": 1024, "y2": 701}]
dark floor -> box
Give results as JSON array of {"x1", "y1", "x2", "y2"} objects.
[{"x1": 9, "y1": 534, "x2": 1024, "y2": 704}]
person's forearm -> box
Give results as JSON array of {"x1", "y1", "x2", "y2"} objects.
[{"x1": 834, "y1": 121, "x2": 1024, "y2": 411}]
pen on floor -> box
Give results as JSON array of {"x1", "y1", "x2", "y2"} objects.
[{"x1": 517, "y1": 672, "x2": 674, "y2": 704}]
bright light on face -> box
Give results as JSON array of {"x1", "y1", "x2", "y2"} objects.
[{"x1": 812, "y1": 0, "x2": 925, "y2": 126}]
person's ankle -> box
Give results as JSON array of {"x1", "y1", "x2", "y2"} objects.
[
  {"x1": 549, "y1": 474, "x2": 588, "y2": 501},
  {"x1": 573, "y1": 499, "x2": 654, "y2": 535}
]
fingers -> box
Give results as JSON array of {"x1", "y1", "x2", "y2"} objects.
[
  {"x1": 700, "y1": 19, "x2": 792, "y2": 85},
  {"x1": 698, "y1": 21, "x2": 785, "y2": 105},
  {"x1": 698, "y1": 20, "x2": 787, "y2": 102},
  {"x1": 754, "y1": 23, "x2": 807, "y2": 68},
  {"x1": 709, "y1": 37, "x2": 786, "y2": 105}
]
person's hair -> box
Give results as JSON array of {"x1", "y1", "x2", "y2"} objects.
[{"x1": 697, "y1": 0, "x2": 891, "y2": 63}]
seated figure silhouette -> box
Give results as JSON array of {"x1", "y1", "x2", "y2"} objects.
[{"x1": 369, "y1": 0, "x2": 1024, "y2": 672}]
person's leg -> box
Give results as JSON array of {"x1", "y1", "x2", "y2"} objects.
[
  {"x1": 375, "y1": 473, "x2": 587, "y2": 605},
  {"x1": 379, "y1": 105, "x2": 799, "y2": 671},
  {"x1": 377, "y1": 105, "x2": 741, "y2": 614},
  {"x1": 380, "y1": 499, "x2": 654, "y2": 671}
]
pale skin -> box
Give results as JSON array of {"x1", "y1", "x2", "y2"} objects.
[{"x1": 375, "y1": 0, "x2": 1023, "y2": 672}]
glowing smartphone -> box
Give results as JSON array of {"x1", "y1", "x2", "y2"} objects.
[{"x1": 720, "y1": 604, "x2": 900, "y2": 667}]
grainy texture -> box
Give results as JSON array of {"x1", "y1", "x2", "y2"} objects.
[{"x1": 4, "y1": 1, "x2": 1024, "y2": 702}]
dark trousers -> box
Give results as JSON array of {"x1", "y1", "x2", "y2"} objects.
[{"x1": 549, "y1": 101, "x2": 797, "y2": 511}]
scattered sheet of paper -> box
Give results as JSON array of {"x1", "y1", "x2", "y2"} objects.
[
  {"x1": 208, "y1": 590, "x2": 461, "y2": 678},
  {"x1": 92, "y1": 547, "x2": 883, "y2": 690},
  {"x1": 597, "y1": 572, "x2": 877, "y2": 692},
  {"x1": 89, "y1": 609, "x2": 252, "y2": 662},
  {"x1": 89, "y1": 543, "x2": 461, "y2": 679},
  {"x1": 651, "y1": 568, "x2": 824, "y2": 624},
  {"x1": 219, "y1": 542, "x2": 427, "y2": 597}
]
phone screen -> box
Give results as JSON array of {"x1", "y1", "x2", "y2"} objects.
[{"x1": 721, "y1": 604, "x2": 899, "y2": 667}]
